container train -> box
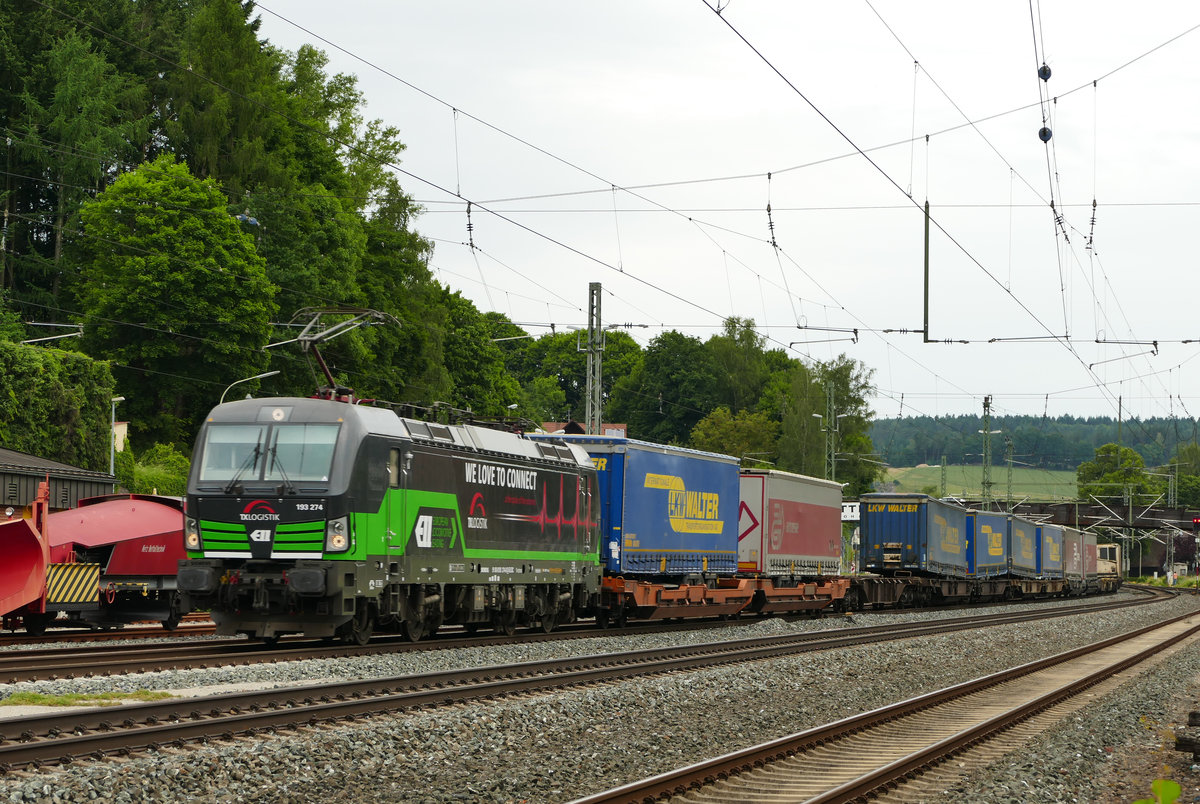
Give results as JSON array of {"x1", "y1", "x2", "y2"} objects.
[
  {"x1": 175, "y1": 397, "x2": 849, "y2": 643},
  {"x1": 173, "y1": 396, "x2": 1120, "y2": 644},
  {"x1": 853, "y1": 493, "x2": 1122, "y2": 610},
  {"x1": 0, "y1": 484, "x2": 188, "y2": 635}
]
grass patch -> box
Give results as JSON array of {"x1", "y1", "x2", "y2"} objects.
[
  {"x1": 885, "y1": 465, "x2": 1078, "y2": 500},
  {"x1": 0, "y1": 690, "x2": 173, "y2": 707}
]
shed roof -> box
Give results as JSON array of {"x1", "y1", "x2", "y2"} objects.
[{"x1": 0, "y1": 447, "x2": 113, "y2": 481}]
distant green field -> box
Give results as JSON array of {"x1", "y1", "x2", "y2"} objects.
[{"x1": 883, "y1": 465, "x2": 1077, "y2": 502}]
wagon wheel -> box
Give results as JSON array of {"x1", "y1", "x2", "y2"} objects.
[
  {"x1": 23, "y1": 613, "x2": 50, "y2": 637},
  {"x1": 493, "y1": 610, "x2": 516, "y2": 637},
  {"x1": 594, "y1": 609, "x2": 610, "y2": 629}
]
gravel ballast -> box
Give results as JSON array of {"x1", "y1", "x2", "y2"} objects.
[{"x1": 1, "y1": 591, "x2": 1198, "y2": 803}]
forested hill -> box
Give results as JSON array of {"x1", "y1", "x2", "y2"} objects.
[{"x1": 870, "y1": 414, "x2": 1199, "y2": 471}]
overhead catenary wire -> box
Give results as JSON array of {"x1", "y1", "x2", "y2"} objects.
[{"x1": 18, "y1": 0, "x2": 1200, "y2": 424}]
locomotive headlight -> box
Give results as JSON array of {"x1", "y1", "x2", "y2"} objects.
[
  {"x1": 325, "y1": 516, "x2": 350, "y2": 552},
  {"x1": 184, "y1": 517, "x2": 201, "y2": 551}
]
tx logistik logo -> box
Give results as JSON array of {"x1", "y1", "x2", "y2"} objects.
[
  {"x1": 644, "y1": 473, "x2": 722, "y2": 534},
  {"x1": 467, "y1": 492, "x2": 488, "y2": 530},
  {"x1": 240, "y1": 500, "x2": 281, "y2": 522}
]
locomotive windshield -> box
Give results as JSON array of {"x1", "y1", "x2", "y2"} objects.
[{"x1": 197, "y1": 423, "x2": 340, "y2": 483}]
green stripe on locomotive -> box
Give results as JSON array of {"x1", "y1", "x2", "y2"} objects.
[
  {"x1": 350, "y1": 488, "x2": 601, "y2": 564},
  {"x1": 194, "y1": 518, "x2": 326, "y2": 554}
]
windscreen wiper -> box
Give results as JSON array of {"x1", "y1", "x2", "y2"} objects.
[
  {"x1": 268, "y1": 444, "x2": 296, "y2": 495},
  {"x1": 223, "y1": 437, "x2": 263, "y2": 494}
]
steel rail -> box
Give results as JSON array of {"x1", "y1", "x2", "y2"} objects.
[
  {"x1": 570, "y1": 610, "x2": 1199, "y2": 803},
  {"x1": 0, "y1": 591, "x2": 1163, "y2": 683},
  {"x1": 0, "y1": 594, "x2": 1172, "y2": 772}
]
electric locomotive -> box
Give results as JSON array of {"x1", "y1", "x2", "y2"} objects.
[{"x1": 176, "y1": 397, "x2": 601, "y2": 643}]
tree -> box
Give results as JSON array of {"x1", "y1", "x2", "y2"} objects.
[
  {"x1": 1076, "y1": 443, "x2": 1155, "y2": 503},
  {"x1": 19, "y1": 31, "x2": 149, "y2": 273},
  {"x1": 705, "y1": 317, "x2": 767, "y2": 414},
  {"x1": 774, "y1": 362, "x2": 826, "y2": 477},
  {"x1": 355, "y1": 189, "x2": 446, "y2": 405},
  {"x1": 816, "y1": 355, "x2": 882, "y2": 495},
  {"x1": 606, "y1": 330, "x2": 719, "y2": 445},
  {"x1": 503, "y1": 329, "x2": 643, "y2": 423},
  {"x1": 518, "y1": 376, "x2": 567, "y2": 426},
  {"x1": 0, "y1": 340, "x2": 114, "y2": 471},
  {"x1": 73, "y1": 155, "x2": 276, "y2": 448},
  {"x1": 689, "y1": 407, "x2": 779, "y2": 463},
  {"x1": 438, "y1": 290, "x2": 520, "y2": 416},
  {"x1": 115, "y1": 441, "x2": 191, "y2": 495},
  {"x1": 0, "y1": 292, "x2": 25, "y2": 341},
  {"x1": 1173, "y1": 442, "x2": 1200, "y2": 476},
  {"x1": 165, "y1": 0, "x2": 291, "y2": 195}
]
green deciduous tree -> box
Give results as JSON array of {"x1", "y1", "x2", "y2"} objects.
[
  {"x1": 438, "y1": 290, "x2": 520, "y2": 417},
  {"x1": 606, "y1": 330, "x2": 719, "y2": 445},
  {"x1": 1077, "y1": 443, "x2": 1154, "y2": 503},
  {"x1": 115, "y1": 441, "x2": 190, "y2": 495},
  {"x1": 72, "y1": 155, "x2": 276, "y2": 448},
  {"x1": 775, "y1": 362, "x2": 826, "y2": 476},
  {"x1": 689, "y1": 406, "x2": 779, "y2": 462},
  {"x1": 355, "y1": 191, "x2": 447, "y2": 404},
  {"x1": 705, "y1": 317, "x2": 767, "y2": 414}
]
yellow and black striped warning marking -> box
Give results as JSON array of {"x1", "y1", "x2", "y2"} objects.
[{"x1": 46, "y1": 563, "x2": 100, "y2": 605}]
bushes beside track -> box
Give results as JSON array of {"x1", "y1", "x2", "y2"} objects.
[{"x1": 0, "y1": 341, "x2": 115, "y2": 472}]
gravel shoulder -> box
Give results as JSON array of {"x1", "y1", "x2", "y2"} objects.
[{"x1": 0, "y1": 592, "x2": 1196, "y2": 803}]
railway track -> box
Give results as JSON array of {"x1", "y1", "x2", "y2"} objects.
[
  {"x1": 0, "y1": 591, "x2": 1161, "y2": 683},
  {"x1": 573, "y1": 609, "x2": 1200, "y2": 803},
  {"x1": 0, "y1": 615, "x2": 215, "y2": 647},
  {"x1": 0, "y1": 592, "x2": 1172, "y2": 772}
]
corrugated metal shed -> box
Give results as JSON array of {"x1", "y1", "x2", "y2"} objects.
[{"x1": 0, "y1": 448, "x2": 115, "y2": 511}]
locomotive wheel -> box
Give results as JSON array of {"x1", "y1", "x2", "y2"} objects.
[
  {"x1": 346, "y1": 602, "x2": 376, "y2": 646},
  {"x1": 540, "y1": 610, "x2": 557, "y2": 634},
  {"x1": 594, "y1": 610, "x2": 610, "y2": 629},
  {"x1": 162, "y1": 600, "x2": 183, "y2": 631}
]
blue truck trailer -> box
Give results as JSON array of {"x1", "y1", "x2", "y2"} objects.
[
  {"x1": 860, "y1": 493, "x2": 969, "y2": 578},
  {"x1": 967, "y1": 509, "x2": 1010, "y2": 578},
  {"x1": 1009, "y1": 515, "x2": 1039, "y2": 578}
]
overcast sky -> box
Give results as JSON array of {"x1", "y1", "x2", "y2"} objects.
[{"x1": 252, "y1": 1, "x2": 1200, "y2": 422}]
